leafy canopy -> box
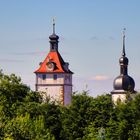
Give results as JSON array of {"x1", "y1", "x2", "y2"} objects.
[{"x1": 0, "y1": 71, "x2": 140, "y2": 139}]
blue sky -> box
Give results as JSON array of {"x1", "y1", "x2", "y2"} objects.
[{"x1": 0, "y1": 0, "x2": 140, "y2": 96}]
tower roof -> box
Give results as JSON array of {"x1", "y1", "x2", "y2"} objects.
[
  {"x1": 49, "y1": 19, "x2": 59, "y2": 40},
  {"x1": 35, "y1": 21, "x2": 73, "y2": 74},
  {"x1": 113, "y1": 75, "x2": 135, "y2": 92},
  {"x1": 112, "y1": 29, "x2": 135, "y2": 93},
  {"x1": 119, "y1": 28, "x2": 129, "y2": 66},
  {"x1": 35, "y1": 51, "x2": 73, "y2": 73}
]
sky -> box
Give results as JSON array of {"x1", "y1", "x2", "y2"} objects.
[{"x1": 0, "y1": 0, "x2": 140, "y2": 97}]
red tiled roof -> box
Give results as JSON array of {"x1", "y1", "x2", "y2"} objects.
[{"x1": 35, "y1": 51, "x2": 73, "y2": 73}]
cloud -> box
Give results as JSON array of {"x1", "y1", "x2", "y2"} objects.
[
  {"x1": 90, "y1": 36, "x2": 115, "y2": 41},
  {"x1": 10, "y1": 50, "x2": 70, "y2": 56},
  {"x1": 90, "y1": 36, "x2": 98, "y2": 40},
  {"x1": 90, "y1": 75, "x2": 110, "y2": 81},
  {"x1": 73, "y1": 76, "x2": 112, "y2": 97},
  {"x1": 109, "y1": 36, "x2": 115, "y2": 40},
  {"x1": 10, "y1": 51, "x2": 47, "y2": 56},
  {"x1": 0, "y1": 59, "x2": 24, "y2": 62}
]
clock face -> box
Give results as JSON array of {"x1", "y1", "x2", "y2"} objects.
[{"x1": 46, "y1": 62, "x2": 54, "y2": 71}]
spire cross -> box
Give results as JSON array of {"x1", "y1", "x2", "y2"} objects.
[
  {"x1": 53, "y1": 18, "x2": 55, "y2": 34},
  {"x1": 122, "y1": 28, "x2": 126, "y2": 56}
]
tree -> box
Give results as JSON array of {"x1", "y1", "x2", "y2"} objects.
[
  {"x1": 60, "y1": 91, "x2": 113, "y2": 139},
  {"x1": 4, "y1": 113, "x2": 55, "y2": 140},
  {"x1": 0, "y1": 71, "x2": 40, "y2": 120},
  {"x1": 1, "y1": 70, "x2": 140, "y2": 139}
]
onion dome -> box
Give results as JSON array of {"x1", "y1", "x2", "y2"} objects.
[
  {"x1": 119, "y1": 56, "x2": 128, "y2": 65},
  {"x1": 49, "y1": 34, "x2": 59, "y2": 40},
  {"x1": 113, "y1": 29, "x2": 135, "y2": 92},
  {"x1": 113, "y1": 75, "x2": 135, "y2": 92}
]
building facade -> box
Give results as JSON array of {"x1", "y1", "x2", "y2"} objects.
[{"x1": 35, "y1": 22, "x2": 73, "y2": 105}]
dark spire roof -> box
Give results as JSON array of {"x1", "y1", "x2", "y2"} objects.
[
  {"x1": 122, "y1": 28, "x2": 126, "y2": 56},
  {"x1": 119, "y1": 28, "x2": 128, "y2": 66},
  {"x1": 35, "y1": 20, "x2": 73, "y2": 74},
  {"x1": 53, "y1": 18, "x2": 55, "y2": 34},
  {"x1": 49, "y1": 19, "x2": 59, "y2": 52},
  {"x1": 49, "y1": 19, "x2": 59, "y2": 40},
  {"x1": 112, "y1": 29, "x2": 135, "y2": 93}
]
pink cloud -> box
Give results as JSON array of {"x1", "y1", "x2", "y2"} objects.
[{"x1": 90, "y1": 75, "x2": 110, "y2": 81}]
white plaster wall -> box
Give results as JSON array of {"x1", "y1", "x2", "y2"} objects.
[
  {"x1": 36, "y1": 73, "x2": 73, "y2": 105},
  {"x1": 38, "y1": 86, "x2": 63, "y2": 103},
  {"x1": 64, "y1": 85, "x2": 72, "y2": 105},
  {"x1": 112, "y1": 94, "x2": 126, "y2": 104}
]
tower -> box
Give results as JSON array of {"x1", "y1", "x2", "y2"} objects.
[
  {"x1": 35, "y1": 21, "x2": 73, "y2": 105},
  {"x1": 111, "y1": 29, "x2": 136, "y2": 103}
]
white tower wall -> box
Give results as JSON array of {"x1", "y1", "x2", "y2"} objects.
[
  {"x1": 112, "y1": 94, "x2": 126, "y2": 104},
  {"x1": 36, "y1": 73, "x2": 72, "y2": 105}
]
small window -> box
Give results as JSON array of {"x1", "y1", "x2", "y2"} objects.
[
  {"x1": 42, "y1": 74, "x2": 46, "y2": 80},
  {"x1": 53, "y1": 74, "x2": 57, "y2": 80}
]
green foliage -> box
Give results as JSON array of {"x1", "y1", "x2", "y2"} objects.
[
  {"x1": 4, "y1": 114, "x2": 56, "y2": 140},
  {"x1": 1, "y1": 71, "x2": 140, "y2": 139}
]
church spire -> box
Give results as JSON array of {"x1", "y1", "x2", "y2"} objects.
[
  {"x1": 119, "y1": 28, "x2": 128, "y2": 75},
  {"x1": 49, "y1": 19, "x2": 59, "y2": 52},
  {"x1": 122, "y1": 28, "x2": 126, "y2": 56},
  {"x1": 53, "y1": 18, "x2": 55, "y2": 34},
  {"x1": 111, "y1": 29, "x2": 135, "y2": 96}
]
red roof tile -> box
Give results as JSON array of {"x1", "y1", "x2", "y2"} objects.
[{"x1": 35, "y1": 51, "x2": 73, "y2": 74}]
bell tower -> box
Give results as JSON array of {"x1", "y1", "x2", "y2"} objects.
[
  {"x1": 35, "y1": 21, "x2": 73, "y2": 105},
  {"x1": 111, "y1": 29, "x2": 136, "y2": 104}
]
